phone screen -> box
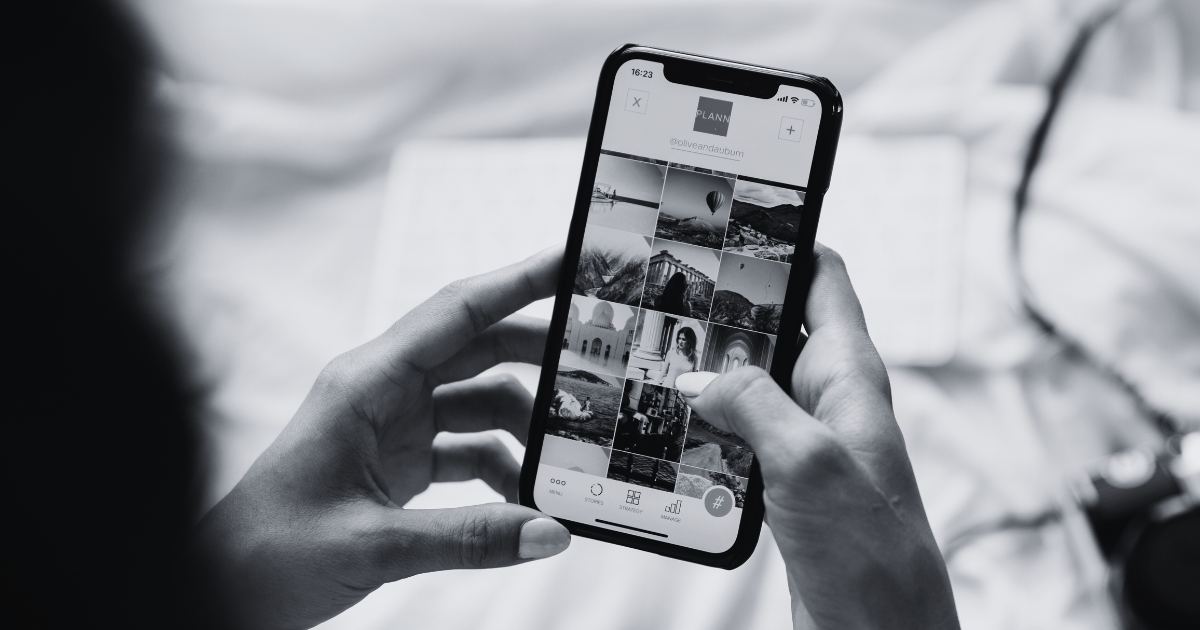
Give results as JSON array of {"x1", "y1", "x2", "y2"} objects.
[{"x1": 532, "y1": 58, "x2": 825, "y2": 553}]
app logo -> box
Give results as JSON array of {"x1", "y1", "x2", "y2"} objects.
[
  {"x1": 694, "y1": 97, "x2": 733, "y2": 136},
  {"x1": 703, "y1": 486, "x2": 734, "y2": 517}
]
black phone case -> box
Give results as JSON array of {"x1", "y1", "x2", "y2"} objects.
[{"x1": 519, "y1": 44, "x2": 842, "y2": 569}]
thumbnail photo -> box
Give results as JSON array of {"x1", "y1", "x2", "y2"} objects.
[
  {"x1": 539, "y1": 434, "x2": 612, "y2": 478},
  {"x1": 626, "y1": 310, "x2": 707, "y2": 388},
  {"x1": 680, "y1": 409, "x2": 754, "y2": 478},
  {"x1": 545, "y1": 367, "x2": 622, "y2": 447},
  {"x1": 607, "y1": 450, "x2": 678, "y2": 492},
  {"x1": 698, "y1": 324, "x2": 777, "y2": 374},
  {"x1": 723, "y1": 179, "x2": 805, "y2": 262},
  {"x1": 612, "y1": 380, "x2": 689, "y2": 463},
  {"x1": 559, "y1": 295, "x2": 637, "y2": 378},
  {"x1": 587, "y1": 153, "x2": 666, "y2": 236},
  {"x1": 709, "y1": 253, "x2": 790, "y2": 335},
  {"x1": 654, "y1": 168, "x2": 734, "y2": 249},
  {"x1": 574, "y1": 224, "x2": 651, "y2": 308},
  {"x1": 674, "y1": 464, "x2": 748, "y2": 509},
  {"x1": 642, "y1": 238, "x2": 720, "y2": 321}
]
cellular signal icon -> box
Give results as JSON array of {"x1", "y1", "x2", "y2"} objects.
[{"x1": 776, "y1": 95, "x2": 788, "y2": 102}]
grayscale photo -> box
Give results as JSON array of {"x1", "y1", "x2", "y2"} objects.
[
  {"x1": 674, "y1": 464, "x2": 748, "y2": 508},
  {"x1": 587, "y1": 153, "x2": 666, "y2": 236},
  {"x1": 680, "y1": 410, "x2": 754, "y2": 478},
  {"x1": 709, "y1": 253, "x2": 790, "y2": 335},
  {"x1": 612, "y1": 380, "x2": 689, "y2": 463},
  {"x1": 606, "y1": 450, "x2": 678, "y2": 492},
  {"x1": 698, "y1": 324, "x2": 777, "y2": 374},
  {"x1": 641, "y1": 238, "x2": 720, "y2": 321},
  {"x1": 723, "y1": 179, "x2": 804, "y2": 263},
  {"x1": 559, "y1": 295, "x2": 636, "y2": 378},
  {"x1": 625, "y1": 310, "x2": 707, "y2": 388},
  {"x1": 544, "y1": 367, "x2": 622, "y2": 447},
  {"x1": 654, "y1": 168, "x2": 734, "y2": 249},
  {"x1": 574, "y1": 224, "x2": 651, "y2": 308}
]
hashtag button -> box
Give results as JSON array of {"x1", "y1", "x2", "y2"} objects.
[{"x1": 703, "y1": 486, "x2": 734, "y2": 517}]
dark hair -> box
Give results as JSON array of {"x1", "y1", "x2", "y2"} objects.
[
  {"x1": 9, "y1": 2, "x2": 225, "y2": 627},
  {"x1": 655, "y1": 272, "x2": 691, "y2": 316},
  {"x1": 676, "y1": 326, "x2": 697, "y2": 364}
]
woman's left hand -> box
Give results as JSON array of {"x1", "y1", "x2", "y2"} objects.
[{"x1": 196, "y1": 248, "x2": 571, "y2": 630}]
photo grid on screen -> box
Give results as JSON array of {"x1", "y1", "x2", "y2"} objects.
[{"x1": 546, "y1": 151, "x2": 805, "y2": 502}]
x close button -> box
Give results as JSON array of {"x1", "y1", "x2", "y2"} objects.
[{"x1": 625, "y1": 89, "x2": 649, "y2": 114}]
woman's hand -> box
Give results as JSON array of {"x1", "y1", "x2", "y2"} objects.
[
  {"x1": 686, "y1": 244, "x2": 959, "y2": 630},
  {"x1": 196, "y1": 248, "x2": 571, "y2": 630}
]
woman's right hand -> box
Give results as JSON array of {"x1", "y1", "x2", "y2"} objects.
[{"x1": 685, "y1": 244, "x2": 959, "y2": 630}]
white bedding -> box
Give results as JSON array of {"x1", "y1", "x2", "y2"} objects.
[{"x1": 132, "y1": 1, "x2": 1200, "y2": 628}]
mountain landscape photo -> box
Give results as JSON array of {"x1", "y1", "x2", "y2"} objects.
[
  {"x1": 722, "y1": 201, "x2": 801, "y2": 262},
  {"x1": 709, "y1": 290, "x2": 783, "y2": 335},
  {"x1": 573, "y1": 225, "x2": 650, "y2": 307},
  {"x1": 723, "y1": 179, "x2": 804, "y2": 262}
]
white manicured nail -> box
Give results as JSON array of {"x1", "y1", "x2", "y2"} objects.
[
  {"x1": 676, "y1": 371, "x2": 720, "y2": 399},
  {"x1": 518, "y1": 518, "x2": 570, "y2": 560}
]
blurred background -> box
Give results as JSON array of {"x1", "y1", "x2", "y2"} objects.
[{"x1": 122, "y1": 0, "x2": 1199, "y2": 628}]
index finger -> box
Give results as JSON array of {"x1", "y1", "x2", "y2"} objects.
[
  {"x1": 377, "y1": 246, "x2": 561, "y2": 372},
  {"x1": 805, "y1": 242, "x2": 871, "y2": 340}
]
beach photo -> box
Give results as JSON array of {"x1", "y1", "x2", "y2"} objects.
[
  {"x1": 654, "y1": 168, "x2": 734, "y2": 249},
  {"x1": 574, "y1": 224, "x2": 651, "y2": 308},
  {"x1": 625, "y1": 310, "x2": 707, "y2": 387},
  {"x1": 544, "y1": 367, "x2": 623, "y2": 447},
  {"x1": 680, "y1": 409, "x2": 754, "y2": 477},
  {"x1": 558, "y1": 295, "x2": 637, "y2": 378},
  {"x1": 611, "y1": 380, "x2": 689, "y2": 463},
  {"x1": 723, "y1": 179, "x2": 805, "y2": 262},
  {"x1": 587, "y1": 153, "x2": 665, "y2": 236},
  {"x1": 699, "y1": 324, "x2": 777, "y2": 373},
  {"x1": 607, "y1": 450, "x2": 678, "y2": 491},
  {"x1": 674, "y1": 464, "x2": 748, "y2": 508},
  {"x1": 641, "y1": 238, "x2": 720, "y2": 321},
  {"x1": 709, "y1": 253, "x2": 790, "y2": 335}
]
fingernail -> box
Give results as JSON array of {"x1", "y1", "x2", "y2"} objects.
[
  {"x1": 518, "y1": 518, "x2": 571, "y2": 560},
  {"x1": 676, "y1": 371, "x2": 720, "y2": 400}
]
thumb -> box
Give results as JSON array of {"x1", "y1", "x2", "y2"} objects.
[{"x1": 370, "y1": 504, "x2": 571, "y2": 580}]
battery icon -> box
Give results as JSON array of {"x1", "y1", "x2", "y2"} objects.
[{"x1": 800, "y1": 98, "x2": 815, "y2": 107}]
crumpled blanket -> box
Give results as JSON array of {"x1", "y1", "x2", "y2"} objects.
[{"x1": 131, "y1": 0, "x2": 1200, "y2": 628}]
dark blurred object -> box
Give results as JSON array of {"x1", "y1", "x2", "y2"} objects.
[
  {"x1": 1072, "y1": 434, "x2": 1200, "y2": 630},
  {"x1": 5, "y1": 1, "x2": 226, "y2": 627}
]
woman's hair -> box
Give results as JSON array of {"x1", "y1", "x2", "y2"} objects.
[
  {"x1": 656, "y1": 272, "x2": 690, "y2": 314},
  {"x1": 676, "y1": 326, "x2": 697, "y2": 364}
]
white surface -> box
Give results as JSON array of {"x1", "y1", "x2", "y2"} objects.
[{"x1": 819, "y1": 135, "x2": 966, "y2": 366}]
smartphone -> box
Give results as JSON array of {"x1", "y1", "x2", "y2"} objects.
[{"x1": 519, "y1": 45, "x2": 842, "y2": 568}]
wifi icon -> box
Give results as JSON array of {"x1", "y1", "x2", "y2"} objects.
[{"x1": 790, "y1": 97, "x2": 799, "y2": 103}]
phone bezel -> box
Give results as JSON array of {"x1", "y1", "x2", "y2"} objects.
[{"x1": 519, "y1": 44, "x2": 842, "y2": 569}]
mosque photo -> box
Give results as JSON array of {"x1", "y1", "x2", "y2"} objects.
[
  {"x1": 641, "y1": 238, "x2": 719, "y2": 321},
  {"x1": 698, "y1": 323, "x2": 777, "y2": 374},
  {"x1": 559, "y1": 295, "x2": 637, "y2": 379},
  {"x1": 574, "y1": 224, "x2": 651, "y2": 308}
]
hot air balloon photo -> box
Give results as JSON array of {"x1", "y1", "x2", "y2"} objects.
[
  {"x1": 654, "y1": 168, "x2": 734, "y2": 249},
  {"x1": 705, "y1": 190, "x2": 725, "y2": 215}
]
